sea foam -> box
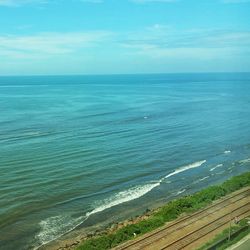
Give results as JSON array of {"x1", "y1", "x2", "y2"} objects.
[
  {"x1": 86, "y1": 182, "x2": 160, "y2": 217},
  {"x1": 35, "y1": 214, "x2": 86, "y2": 249},
  {"x1": 160, "y1": 160, "x2": 206, "y2": 182},
  {"x1": 239, "y1": 158, "x2": 250, "y2": 164},
  {"x1": 210, "y1": 164, "x2": 223, "y2": 171},
  {"x1": 175, "y1": 189, "x2": 186, "y2": 195},
  {"x1": 87, "y1": 160, "x2": 206, "y2": 217},
  {"x1": 199, "y1": 176, "x2": 210, "y2": 182},
  {"x1": 35, "y1": 159, "x2": 206, "y2": 248},
  {"x1": 35, "y1": 182, "x2": 160, "y2": 248}
]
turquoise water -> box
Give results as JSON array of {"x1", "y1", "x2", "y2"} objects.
[{"x1": 0, "y1": 73, "x2": 250, "y2": 249}]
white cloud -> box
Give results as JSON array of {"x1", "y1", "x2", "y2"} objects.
[
  {"x1": 120, "y1": 25, "x2": 250, "y2": 62},
  {"x1": 124, "y1": 25, "x2": 250, "y2": 47},
  {"x1": 1, "y1": 0, "x2": 249, "y2": 7},
  {"x1": 0, "y1": 31, "x2": 112, "y2": 59},
  {"x1": 0, "y1": 0, "x2": 179, "y2": 6},
  {"x1": 222, "y1": 0, "x2": 250, "y2": 3},
  {"x1": 131, "y1": 0, "x2": 177, "y2": 3},
  {"x1": 80, "y1": 0, "x2": 103, "y2": 3},
  {"x1": 1, "y1": 26, "x2": 249, "y2": 61},
  {"x1": 1, "y1": 25, "x2": 250, "y2": 74},
  {"x1": 0, "y1": 0, "x2": 47, "y2": 6}
]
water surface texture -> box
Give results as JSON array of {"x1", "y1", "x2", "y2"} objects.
[{"x1": 0, "y1": 73, "x2": 250, "y2": 249}]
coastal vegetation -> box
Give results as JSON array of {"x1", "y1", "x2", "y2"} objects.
[
  {"x1": 198, "y1": 218, "x2": 250, "y2": 250},
  {"x1": 77, "y1": 172, "x2": 250, "y2": 250}
]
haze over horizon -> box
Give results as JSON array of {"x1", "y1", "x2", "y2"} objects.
[{"x1": 0, "y1": 0, "x2": 250, "y2": 75}]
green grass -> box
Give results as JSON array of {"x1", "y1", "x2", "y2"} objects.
[
  {"x1": 216, "y1": 228, "x2": 250, "y2": 250},
  {"x1": 77, "y1": 172, "x2": 250, "y2": 250},
  {"x1": 198, "y1": 219, "x2": 250, "y2": 250}
]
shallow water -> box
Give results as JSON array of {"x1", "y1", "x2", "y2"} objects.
[{"x1": 0, "y1": 73, "x2": 250, "y2": 249}]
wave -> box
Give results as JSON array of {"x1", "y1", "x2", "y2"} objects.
[
  {"x1": 216, "y1": 170, "x2": 225, "y2": 175},
  {"x1": 160, "y1": 160, "x2": 206, "y2": 182},
  {"x1": 175, "y1": 189, "x2": 186, "y2": 195},
  {"x1": 34, "y1": 214, "x2": 87, "y2": 249},
  {"x1": 193, "y1": 175, "x2": 210, "y2": 184},
  {"x1": 224, "y1": 150, "x2": 231, "y2": 154},
  {"x1": 35, "y1": 182, "x2": 160, "y2": 249},
  {"x1": 0, "y1": 85, "x2": 49, "y2": 88},
  {"x1": 86, "y1": 182, "x2": 160, "y2": 217},
  {"x1": 87, "y1": 160, "x2": 207, "y2": 217},
  {"x1": 239, "y1": 158, "x2": 250, "y2": 164},
  {"x1": 34, "y1": 159, "x2": 206, "y2": 248},
  {"x1": 210, "y1": 164, "x2": 223, "y2": 171},
  {"x1": 199, "y1": 176, "x2": 210, "y2": 182}
]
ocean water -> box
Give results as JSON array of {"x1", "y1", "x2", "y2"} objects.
[{"x1": 0, "y1": 73, "x2": 250, "y2": 250}]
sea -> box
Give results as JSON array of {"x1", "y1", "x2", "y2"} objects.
[{"x1": 0, "y1": 73, "x2": 250, "y2": 250}]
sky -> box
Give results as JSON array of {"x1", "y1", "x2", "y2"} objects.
[{"x1": 0, "y1": 0, "x2": 250, "y2": 75}]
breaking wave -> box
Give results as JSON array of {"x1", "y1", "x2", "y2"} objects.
[
  {"x1": 35, "y1": 159, "x2": 206, "y2": 248},
  {"x1": 34, "y1": 214, "x2": 87, "y2": 249},
  {"x1": 86, "y1": 182, "x2": 160, "y2": 217},
  {"x1": 210, "y1": 164, "x2": 223, "y2": 171},
  {"x1": 239, "y1": 158, "x2": 250, "y2": 164},
  {"x1": 199, "y1": 176, "x2": 210, "y2": 182},
  {"x1": 35, "y1": 183, "x2": 160, "y2": 248},
  {"x1": 86, "y1": 160, "x2": 206, "y2": 218},
  {"x1": 193, "y1": 175, "x2": 210, "y2": 184},
  {"x1": 160, "y1": 160, "x2": 206, "y2": 182},
  {"x1": 175, "y1": 189, "x2": 186, "y2": 195}
]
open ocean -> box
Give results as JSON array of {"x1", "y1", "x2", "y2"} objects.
[{"x1": 0, "y1": 73, "x2": 250, "y2": 250}]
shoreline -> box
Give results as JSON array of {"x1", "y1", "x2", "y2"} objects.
[
  {"x1": 42, "y1": 171, "x2": 250, "y2": 250},
  {"x1": 41, "y1": 197, "x2": 165, "y2": 250},
  {"x1": 37, "y1": 158, "x2": 248, "y2": 250}
]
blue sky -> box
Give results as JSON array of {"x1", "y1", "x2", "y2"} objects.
[{"x1": 0, "y1": 0, "x2": 250, "y2": 75}]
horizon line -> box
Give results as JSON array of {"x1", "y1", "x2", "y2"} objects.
[{"x1": 0, "y1": 71, "x2": 250, "y2": 77}]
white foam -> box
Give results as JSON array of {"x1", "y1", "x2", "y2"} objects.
[
  {"x1": 160, "y1": 160, "x2": 206, "y2": 182},
  {"x1": 239, "y1": 158, "x2": 250, "y2": 164},
  {"x1": 176, "y1": 189, "x2": 186, "y2": 195},
  {"x1": 86, "y1": 182, "x2": 160, "y2": 217},
  {"x1": 34, "y1": 159, "x2": 207, "y2": 248},
  {"x1": 210, "y1": 164, "x2": 223, "y2": 171},
  {"x1": 193, "y1": 175, "x2": 210, "y2": 184},
  {"x1": 87, "y1": 160, "x2": 206, "y2": 217},
  {"x1": 35, "y1": 182, "x2": 161, "y2": 248},
  {"x1": 216, "y1": 170, "x2": 225, "y2": 175},
  {"x1": 35, "y1": 214, "x2": 87, "y2": 249},
  {"x1": 164, "y1": 180, "x2": 172, "y2": 184},
  {"x1": 199, "y1": 176, "x2": 210, "y2": 182},
  {"x1": 224, "y1": 150, "x2": 231, "y2": 154}
]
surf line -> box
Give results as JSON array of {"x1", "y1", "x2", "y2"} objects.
[
  {"x1": 34, "y1": 216, "x2": 90, "y2": 250},
  {"x1": 35, "y1": 159, "x2": 206, "y2": 249},
  {"x1": 159, "y1": 160, "x2": 207, "y2": 183}
]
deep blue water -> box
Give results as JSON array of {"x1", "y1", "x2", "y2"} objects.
[{"x1": 0, "y1": 73, "x2": 250, "y2": 250}]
